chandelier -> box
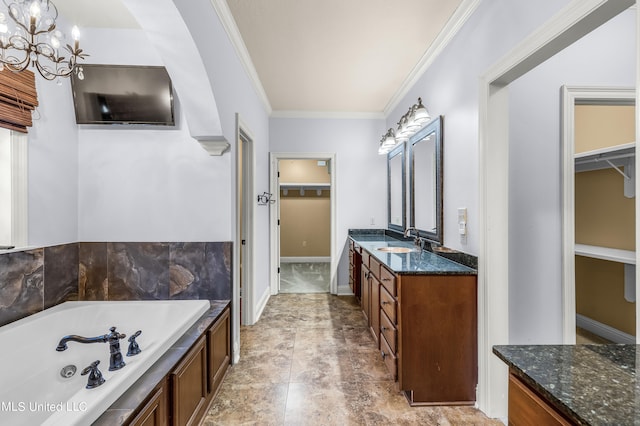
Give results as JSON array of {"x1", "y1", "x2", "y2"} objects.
[
  {"x1": 378, "y1": 97, "x2": 430, "y2": 155},
  {"x1": 0, "y1": 0, "x2": 87, "y2": 80}
]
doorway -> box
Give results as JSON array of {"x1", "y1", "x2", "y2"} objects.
[
  {"x1": 234, "y1": 114, "x2": 255, "y2": 363},
  {"x1": 479, "y1": 0, "x2": 637, "y2": 418},
  {"x1": 269, "y1": 153, "x2": 337, "y2": 295},
  {"x1": 561, "y1": 86, "x2": 636, "y2": 345}
]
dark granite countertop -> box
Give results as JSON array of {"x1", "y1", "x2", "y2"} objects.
[
  {"x1": 493, "y1": 344, "x2": 640, "y2": 425},
  {"x1": 349, "y1": 230, "x2": 476, "y2": 275},
  {"x1": 94, "y1": 300, "x2": 230, "y2": 425}
]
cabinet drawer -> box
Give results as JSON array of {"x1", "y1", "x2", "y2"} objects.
[
  {"x1": 361, "y1": 250, "x2": 370, "y2": 269},
  {"x1": 380, "y1": 333, "x2": 397, "y2": 380},
  {"x1": 380, "y1": 286, "x2": 397, "y2": 324},
  {"x1": 380, "y1": 309, "x2": 397, "y2": 354},
  {"x1": 380, "y1": 266, "x2": 396, "y2": 296},
  {"x1": 370, "y1": 257, "x2": 381, "y2": 280}
]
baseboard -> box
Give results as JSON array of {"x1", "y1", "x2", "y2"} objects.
[
  {"x1": 280, "y1": 256, "x2": 330, "y2": 263},
  {"x1": 336, "y1": 283, "x2": 355, "y2": 296},
  {"x1": 254, "y1": 286, "x2": 270, "y2": 323},
  {"x1": 576, "y1": 314, "x2": 635, "y2": 344}
]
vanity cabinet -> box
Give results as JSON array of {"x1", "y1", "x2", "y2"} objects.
[
  {"x1": 353, "y1": 241, "x2": 477, "y2": 406},
  {"x1": 349, "y1": 240, "x2": 362, "y2": 299},
  {"x1": 509, "y1": 372, "x2": 574, "y2": 425}
]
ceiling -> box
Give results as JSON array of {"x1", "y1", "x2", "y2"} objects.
[{"x1": 54, "y1": 0, "x2": 468, "y2": 116}]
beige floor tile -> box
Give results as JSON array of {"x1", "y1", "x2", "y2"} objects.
[{"x1": 201, "y1": 293, "x2": 497, "y2": 425}]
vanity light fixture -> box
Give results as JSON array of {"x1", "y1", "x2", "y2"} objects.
[
  {"x1": 0, "y1": 0, "x2": 88, "y2": 81},
  {"x1": 378, "y1": 97, "x2": 430, "y2": 155}
]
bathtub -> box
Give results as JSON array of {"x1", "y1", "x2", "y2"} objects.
[{"x1": 0, "y1": 300, "x2": 211, "y2": 426}]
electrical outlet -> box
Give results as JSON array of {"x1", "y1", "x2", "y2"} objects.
[{"x1": 302, "y1": 240, "x2": 307, "y2": 247}]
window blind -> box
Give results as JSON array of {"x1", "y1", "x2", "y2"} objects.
[{"x1": 0, "y1": 69, "x2": 38, "y2": 133}]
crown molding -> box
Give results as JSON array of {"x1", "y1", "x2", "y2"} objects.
[
  {"x1": 270, "y1": 110, "x2": 385, "y2": 120},
  {"x1": 383, "y1": 0, "x2": 481, "y2": 117},
  {"x1": 210, "y1": 0, "x2": 272, "y2": 114}
]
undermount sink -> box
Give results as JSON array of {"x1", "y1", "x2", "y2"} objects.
[{"x1": 376, "y1": 246, "x2": 417, "y2": 253}]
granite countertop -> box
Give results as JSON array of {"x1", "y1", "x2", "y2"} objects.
[
  {"x1": 94, "y1": 300, "x2": 230, "y2": 425},
  {"x1": 493, "y1": 344, "x2": 640, "y2": 425},
  {"x1": 349, "y1": 230, "x2": 476, "y2": 275}
]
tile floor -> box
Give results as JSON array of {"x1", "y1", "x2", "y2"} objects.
[
  {"x1": 279, "y1": 262, "x2": 330, "y2": 293},
  {"x1": 201, "y1": 293, "x2": 501, "y2": 425}
]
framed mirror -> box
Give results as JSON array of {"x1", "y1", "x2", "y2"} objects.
[
  {"x1": 387, "y1": 143, "x2": 406, "y2": 232},
  {"x1": 409, "y1": 115, "x2": 443, "y2": 244}
]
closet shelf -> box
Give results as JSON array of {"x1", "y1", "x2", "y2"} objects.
[
  {"x1": 575, "y1": 244, "x2": 635, "y2": 265},
  {"x1": 574, "y1": 142, "x2": 635, "y2": 172},
  {"x1": 280, "y1": 183, "x2": 330, "y2": 189}
]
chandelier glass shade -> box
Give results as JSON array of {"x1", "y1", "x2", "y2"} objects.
[
  {"x1": 378, "y1": 97, "x2": 431, "y2": 155},
  {"x1": 0, "y1": 0, "x2": 87, "y2": 80}
]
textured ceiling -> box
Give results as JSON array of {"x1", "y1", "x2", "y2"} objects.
[
  {"x1": 226, "y1": 0, "x2": 463, "y2": 114},
  {"x1": 53, "y1": 0, "x2": 465, "y2": 115}
]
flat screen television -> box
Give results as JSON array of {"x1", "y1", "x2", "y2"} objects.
[{"x1": 70, "y1": 64, "x2": 175, "y2": 126}]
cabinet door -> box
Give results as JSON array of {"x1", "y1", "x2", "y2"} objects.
[
  {"x1": 208, "y1": 307, "x2": 230, "y2": 397},
  {"x1": 361, "y1": 265, "x2": 370, "y2": 322},
  {"x1": 509, "y1": 373, "x2": 573, "y2": 426},
  {"x1": 171, "y1": 336, "x2": 207, "y2": 426},
  {"x1": 129, "y1": 379, "x2": 168, "y2": 426},
  {"x1": 369, "y1": 274, "x2": 380, "y2": 347}
]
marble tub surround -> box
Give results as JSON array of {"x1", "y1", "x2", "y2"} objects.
[
  {"x1": 79, "y1": 241, "x2": 232, "y2": 301},
  {"x1": 0, "y1": 241, "x2": 232, "y2": 327},
  {"x1": 0, "y1": 244, "x2": 81, "y2": 326},
  {"x1": 94, "y1": 300, "x2": 230, "y2": 426},
  {"x1": 493, "y1": 344, "x2": 640, "y2": 425},
  {"x1": 203, "y1": 294, "x2": 497, "y2": 425}
]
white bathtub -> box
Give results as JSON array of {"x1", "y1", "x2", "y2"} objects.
[{"x1": 0, "y1": 300, "x2": 210, "y2": 426}]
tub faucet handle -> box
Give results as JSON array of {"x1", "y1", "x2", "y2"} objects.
[
  {"x1": 81, "y1": 360, "x2": 105, "y2": 389},
  {"x1": 127, "y1": 330, "x2": 142, "y2": 356},
  {"x1": 106, "y1": 326, "x2": 126, "y2": 371}
]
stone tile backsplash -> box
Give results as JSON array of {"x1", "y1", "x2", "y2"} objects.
[{"x1": 0, "y1": 241, "x2": 232, "y2": 327}]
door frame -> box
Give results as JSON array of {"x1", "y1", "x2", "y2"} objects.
[
  {"x1": 269, "y1": 152, "x2": 337, "y2": 294},
  {"x1": 478, "y1": 0, "x2": 637, "y2": 419},
  {"x1": 561, "y1": 86, "x2": 636, "y2": 344},
  {"x1": 234, "y1": 114, "x2": 255, "y2": 362}
]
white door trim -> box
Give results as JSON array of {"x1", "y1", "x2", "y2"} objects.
[
  {"x1": 233, "y1": 114, "x2": 256, "y2": 362},
  {"x1": 561, "y1": 86, "x2": 636, "y2": 345},
  {"x1": 478, "y1": 0, "x2": 636, "y2": 419},
  {"x1": 269, "y1": 152, "x2": 337, "y2": 295}
]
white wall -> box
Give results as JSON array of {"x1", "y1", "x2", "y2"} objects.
[
  {"x1": 508, "y1": 9, "x2": 636, "y2": 344},
  {"x1": 75, "y1": 28, "x2": 233, "y2": 242},
  {"x1": 386, "y1": 0, "x2": 574, "y2": 256},
  {"x1": 28, "y1": 71, "x2": 80, "y2": 246},
  {"x1": 270, "y1": 117, "x2": 386, "y2": 292}
]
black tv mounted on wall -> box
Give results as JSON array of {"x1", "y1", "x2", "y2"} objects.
[{"x1": 70, "y1": 64, "x2": 175, "y2": 126}]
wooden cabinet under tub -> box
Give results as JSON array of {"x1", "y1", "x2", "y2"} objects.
[{"x1": 96, "y1": 302, "x2": 231, "y2": 426}]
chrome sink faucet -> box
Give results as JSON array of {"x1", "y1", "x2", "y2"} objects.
[
  {"x1": 56, "y1": 326, "x2": 127, "y2": 371},
  {"x1": 403, "y1": 227, "x2": 422, "y2": 250}
]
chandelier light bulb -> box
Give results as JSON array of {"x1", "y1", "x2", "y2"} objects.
[
  {"x1": 71, "y1": 24, "x2": 79, "y2": 40},
  {"x1": 29, "y1": 1, "x2": 40, "y2": 18}
]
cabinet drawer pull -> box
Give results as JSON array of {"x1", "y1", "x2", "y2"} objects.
[
  {"x1": 382, "y1": 278, "x2": 391, "y2": 281},
  {"x1": 381, "y1": 350, "x2": 386, "y2": 359},
  {"x1": 381, "y1": 326, "x2": 387, "y2": 331},
  {"x1": 381, "y1": 301, "x2": 389, "y2": 305}
]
